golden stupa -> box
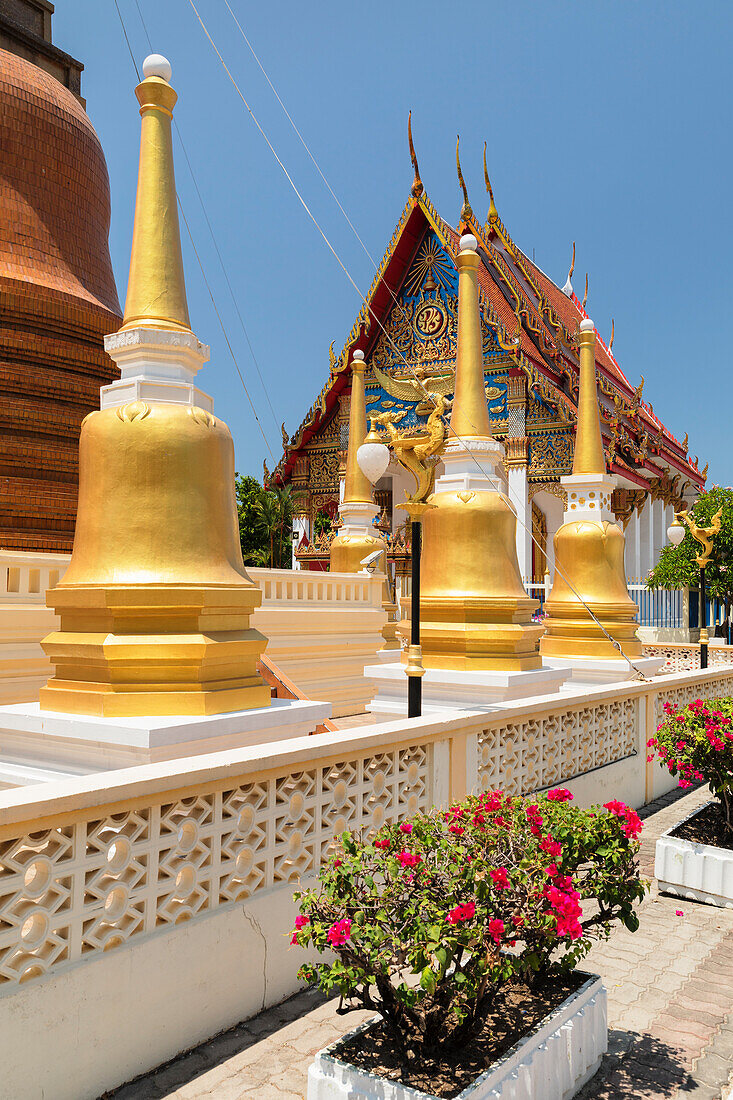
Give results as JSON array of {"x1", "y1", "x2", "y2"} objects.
[
  {"x1": 40, "y1": 55, "x2": 269, "y2": 717},
  {"x1": 406, "y1": 233, "x2": 542, "y2": 671},
  {"x1": 330, "y1": 350, "x2": 388, "y2": 574},
  {"x1": 540, "y1": 318, "x2": 642, "y2": 662}
]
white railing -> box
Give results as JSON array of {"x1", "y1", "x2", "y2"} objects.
[
  {"x1": 0, "y1": 552, "x2": 69, "y2": 603},
  {"x1": 249, "y1": 567, "x2": 381, "y2": 610},
  {"x1": 643, "y1": 643, "x2": 733, "y2": 673}
]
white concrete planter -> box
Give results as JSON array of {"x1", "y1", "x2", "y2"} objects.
[
  {"x1": 307, "y1": 973, "x2": 606, "y2": 1100},
  {"x1": 655, "y1": 801, "x2": 733, "y2": 908}
]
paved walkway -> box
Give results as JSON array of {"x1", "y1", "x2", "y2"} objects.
[{"x1": 107, "y1": 786, "x2": 733, "y2": 1100}]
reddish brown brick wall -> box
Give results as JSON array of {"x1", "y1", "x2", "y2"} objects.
[{"x1": 0, "y1": 48, "x2": 121, "y2": 552}]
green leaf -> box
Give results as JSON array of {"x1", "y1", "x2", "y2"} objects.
[{"x1": 420, "y1": 967, "x2": 437, "y2": 993}]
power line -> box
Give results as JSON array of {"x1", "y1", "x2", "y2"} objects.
[
  {"x1": 110, "y1": 0, "x2": 276, "y2": 460},
  {"x1": 132, "y1": 0, "x2": 281, "y2": 438}
]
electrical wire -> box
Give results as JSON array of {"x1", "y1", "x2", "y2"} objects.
[
  {"x1": 186, "y1": 1, "x2": 652, "y2": 679},
  {"x1": 222, "y1": 0, "x2": 378, "y2": 269},
  {"x1": 132, "y1": 0, "x2": 281, "y2": 439},
  {"x1": 111, "y1": 0, "x2": 277, "y2": 460}
]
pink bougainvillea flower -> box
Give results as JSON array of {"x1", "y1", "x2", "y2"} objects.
[
  {"x1": 546, "y1": 788, "x2": 573, "y2": 802},
  {"x1": 447, "y1": 901, "x2": 476, "y2": 924},
  {"x1": 374, "y1": 838, "x2": 390, "y2": 850},
  {"x1": 489, "y1": 867, "x2": 510, "y2": 890},
  {"x1": 397, "y1": 849, "x2": 422, "y2": 869},
  {"x1": 676, "y1": 909, "x2": 684, "y2": 916},
  {"x1": 449, "y1": 824, "x2": 465, "y2": 835},
  {"x1": 399, "y1": 822, "x2": 413, "y2": 834},
  {"x1": 512, "y1": 914, "x2": 524, "y2": 927},
  {"x1": 488, "y1": 918, "x2": 505, "y2": 944},
  {"x1": 294, "y1": 915, "x2": 310, "y2": 930},
  {"x1": 545, "y1": 863, "x2": 559, "y2": 877},
  {"x1": 326, "y1": 918, "x2": 352, "y2": 946},
  {"x1": 540, "y1": 837, "x2": 562, "y2": 858}
]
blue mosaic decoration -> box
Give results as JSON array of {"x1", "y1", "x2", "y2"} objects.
[{"x1": 365, "y1": 229, "x2": 511, "y2": 432}]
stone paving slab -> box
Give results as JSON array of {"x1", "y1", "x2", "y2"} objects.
[{"x1": 106, "y1": 784, "x2": 733, "y2": 1100}]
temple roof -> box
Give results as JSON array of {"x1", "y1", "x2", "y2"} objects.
[{"x1": 271, "y1": 176, "x2": 704, "y2": 497}]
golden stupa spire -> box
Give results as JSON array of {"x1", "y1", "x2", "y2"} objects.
[
  {"x1": 450, "y1": 234, "x2": 492, "y2": 441},
  {"x1": 573, "y1": 318, "x2": 606, "y2": 476},
  {"x1": 343, "y1": 350, "x2": 373, "y2": 503},
  {"x1": 408, "y1": 110, "x2": 423, "y2": 198},
  {"x1": 121, "y1": 54, "x2": 191, "y2": 333},
  {"x1": 483, "y1": 142, "x2": 498, "y2": 224}
]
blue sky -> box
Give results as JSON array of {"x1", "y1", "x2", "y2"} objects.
[{"x1": 54, "y1": 1, "x2": 731, "y2": 484}]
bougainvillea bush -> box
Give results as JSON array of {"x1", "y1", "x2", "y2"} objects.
[
  {"x1": 649, "y1": 696, "x2": 733, "y2": 834},
  {"x1": 291, "y1": 789, "x2": 645, "y2": 1060}
]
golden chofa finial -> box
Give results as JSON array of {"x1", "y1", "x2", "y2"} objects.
[
  {"x1": 562, "y1": 242, "x2": 575, "y2": 297},
  {"x1": 483, "y1": 141, "x2": 497, "y2": 224},
  {"x1": 609, "y1": 318, "x2": 615, "y2": 354},
  {"x1": 408, "y1": 110, "x2": 423, "y2": 199},
  {"x1": 573, "y1": 317, "x2": 606, "y2": 477},
  {"x1": 456, "y1": 135, "x2": 473, "y2": 223},
  {"x1": 682, "y1": 431, "x2": 689, "y2": 450},
  {"x1": 581, "y1": 273, "x2": 589, "y2": 310},
  {"x1": 121, "y1": 54, "x2": 191, "y2": 333}
]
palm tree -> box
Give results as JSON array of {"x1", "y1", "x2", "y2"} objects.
[{"x1": 254, "y1": 485, "x2": 293, "y2": 568}]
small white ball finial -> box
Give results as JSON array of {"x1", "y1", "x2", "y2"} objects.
[
  {"x1": 580, "y1": 318, "x2": 594, "y2": 332},
  {"x1": 352, "y1": 349, "x2": 365, "y2": 361},
  {"x1": 459, "y1": 233, "x2": 478, "y2": 253},
  {"x1": 142, "y1": 54, "x2": 172, "y2": 82}
]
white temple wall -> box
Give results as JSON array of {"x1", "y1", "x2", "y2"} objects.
[{"x1": 0, "y1": 666, "x2": 731, "y2": 1098}]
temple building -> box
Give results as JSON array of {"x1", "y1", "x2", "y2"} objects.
[
  {"x1": 272, "y1": 139, "x2": 704, "y2": 584},
  {"x1": 0, "y1": 0, "x2": 121, "y2": 552}
]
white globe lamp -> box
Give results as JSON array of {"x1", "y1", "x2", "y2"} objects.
[{"x1": 668, "y1": 516, "x2": 686, "y2": 546}]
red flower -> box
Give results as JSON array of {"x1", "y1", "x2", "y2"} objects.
[
  {"x1": 449, "y1": 824, "x2": 465, "y2": 835},
  {"x1": 545, "y1": 863, "x2": 559, "y2": 877},
  {"x1": 399, "y1": 822, "x2": 413, "y2": 834},
  {"x1": 397, "y1": 850, "x2": 422, "y2": 869},
  {"x1": 326, "y1": 918, "x2": 352, "y2": 946},
  {"x1": 489, "y1": 867, "x2": 510, "y2": 890},
  {"x1": 447, "y1": 901, "x2": 476, "y2": 924},
  {"x1": 374, "y1": 838, "x2": 390, "y2": 850},
  {"x1": 488, "y1": 918, "x2": 505, "y2": 944},
  {"x1": 546, "y1": 788, "x2": 573, "y2": 802},
  {"x1": 540, "y1": 837, "x2": 562, "y2": 858}
]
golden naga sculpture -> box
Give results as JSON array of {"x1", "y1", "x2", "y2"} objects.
[
  {"x1": 676, "y1": 507, "x2": 723, "y2": 567},
  {"x1": 541, "y1": 318, "x2": 643, "y2": 665},
  {"x1": 372, "y1": 390, "x2": 449, "y2": 514},
  {"x1": 40, "y1": 56, "x2": 269, "y2": 717}
]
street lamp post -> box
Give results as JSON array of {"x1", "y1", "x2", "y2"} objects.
[
  {"x1": 357, "y1": 419, "x2": 440, "y2": 718},
  {"x1": 668, "y1": 509, "x2": 723, "y2": 670}
]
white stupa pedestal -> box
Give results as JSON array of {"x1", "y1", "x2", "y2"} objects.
[
  {"x1": 0, "y1": 697, "x2": 331, "y2": 784},
  {"x1": 543, "y1": 654, "x2": 664, "y2": 689},
  {"x1": 364, "y1": 661, "x2": 570, "y2": 716}
]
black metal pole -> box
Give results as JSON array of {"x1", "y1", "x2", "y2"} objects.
[
  {"x1": 408, "y1": 520, "x2": 422, "y2": 717},
  {"x1": 700, "y1": 564, "x2": 708, "y2": 669}
]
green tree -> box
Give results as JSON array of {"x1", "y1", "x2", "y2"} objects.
[
  {"x1": 235, "y1": 475, "x2": 293, "y2": 569},
  {"x1": 647, "y1": 485, "x2": 733, "y2": 624}
]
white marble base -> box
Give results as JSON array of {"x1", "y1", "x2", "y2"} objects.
[
  {"x1": 365, "y1": 661, "x2": 569, "y2": 715},
  {"x1": 0, "y1": 697, "x2": 331, "y2": 784},
  {"x1": 308, "y1": 973, "x2": 606, "y2": 1100},
  {"x1": 543, "y1": 654, "x2": 664, "y2": 688}
]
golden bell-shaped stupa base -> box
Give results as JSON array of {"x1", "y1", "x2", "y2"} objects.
[
  {"x1": 540, "y1": 520, "x2": 643, "y2": 660},
  {"x1": 398, "y1": 488, "x2": 543, "y2": 671},
  {"x1": 40, "y1": 400, "x2": 270, "y2": 717}
]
